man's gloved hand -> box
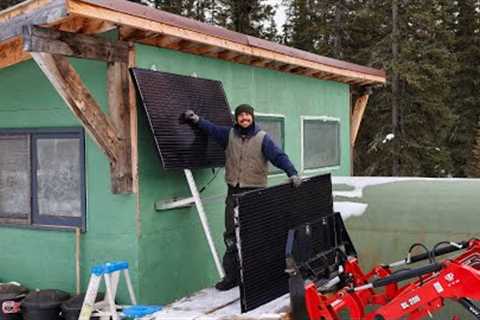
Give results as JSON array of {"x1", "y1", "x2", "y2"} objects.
[
  {"x1": 289, "y1": 175, "x2": 302, "y2": 188},
  {"x1": 184, "y1": 110, "x2": 200, "y2": 124}
]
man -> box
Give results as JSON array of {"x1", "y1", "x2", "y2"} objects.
[{"x1": 184, "y1": 104, "x2": 301, "y2": 290}]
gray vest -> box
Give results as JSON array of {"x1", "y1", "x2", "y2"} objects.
[{"x1": 225, "y1": 129, "x2": 268, "y2": 188}]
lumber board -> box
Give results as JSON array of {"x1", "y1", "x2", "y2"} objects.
[
  {"x1": 31, "y1": 52, "x2": 121, "y2": 164},
  {"x1": 351, "y1": 94, "x2": 370, "y2": 146},
  {"x1": 23, "y1": 25, "x2": 129, "y2": 62},
  {"x1": 67, "y1": 0, "x2": 386, "y2": 84},
  {"x1": 0, "y1": 0, "x2": 67, "y2": 42},
  {"x1": 107, "y1": 59, "x2": 133, "y2": 193},
  {"x1": 0, "y1": 36, "x2": 30, "y2": 69}
]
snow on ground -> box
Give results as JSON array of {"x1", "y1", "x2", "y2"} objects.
[{"x1": 153, "y1": 287, "x2": 289, "y2": 320}]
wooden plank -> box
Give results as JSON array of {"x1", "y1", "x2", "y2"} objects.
[
  {"x1": 0, "y1": 36, "x2": 31, "y2": 69},
  {"x1": 108, "y1": 60, "x2": 133, "y2": 193},
  {"x1": 23, "y1": 25, "x2": 129, "y2": 62},
  {"x1": 0, "y1": 0, "x2": 67, "y2": 42},
  {"x1": 68, "y1": 0, "x2": 385, "y2": 84},
  {"x1": 127, "y1": 43, "x2": 138, "y2": 194},
  {"x1": 31, "y1": 52, "x2": 121, "y2": 164},
  {"x1": 351, "y1": 94, "x2": 370, "y2": 146}
]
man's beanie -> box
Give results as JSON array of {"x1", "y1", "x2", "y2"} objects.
[{"x1": 235, "y1": 104, "x2": 255, "y2": 120}]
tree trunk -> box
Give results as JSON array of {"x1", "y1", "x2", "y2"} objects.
[{"x1": 391, "y1": 0, "x2": 400, "y2": 175}]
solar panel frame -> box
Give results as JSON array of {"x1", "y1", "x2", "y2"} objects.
[
  {"x1": 234, "y1": 174, "x2": 334, "y2": 312},
  {"x1": 130, "y1": 68, "x2": 233, "y2": 169}
]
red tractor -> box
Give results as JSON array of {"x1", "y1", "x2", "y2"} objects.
[{"x1": 286, "y1": 212, "x2": 480, "y2": 319}]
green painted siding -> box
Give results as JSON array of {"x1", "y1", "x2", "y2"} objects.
[
  {"x1": 135, "y1": 44, "x2": 352, "y2": 304},
  {"x1": 335, "y1": 177, "x2": 480, "y2": 318},
  {"x1": 0, "y1": 59, "x2": 139, "y2": 301}
]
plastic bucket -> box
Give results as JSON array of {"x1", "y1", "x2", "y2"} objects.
[
  {"x1": 61, "y1": 293, "x2": 103, "y2": 320},
  {"x1": 22, "y1": 289, "x2": 70, "y2": 320},
  {"x1": 0, "y1": 284, "x2": 29, "y2": 320}
]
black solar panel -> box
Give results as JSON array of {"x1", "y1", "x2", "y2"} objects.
[
  {"x1": 130, "y1": 68, "x2": 233, "y2": 169},
  {"x1": 234, "y1": 174, "x2": 333, "y2": 312}
]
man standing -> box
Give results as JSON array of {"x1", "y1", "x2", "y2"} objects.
[{"x1": 184, "y1": 104, "x2": 301, "y2": 290}]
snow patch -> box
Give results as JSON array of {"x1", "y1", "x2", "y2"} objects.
[{"x1": 334, "y1": 201, "x2": 368, "y2": 220}]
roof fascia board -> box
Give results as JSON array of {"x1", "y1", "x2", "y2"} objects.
[
  {"x1": 68, "y1": 0, "x2": 386, "y2": 84},
  {"x1": 0, "y1": 0, "x2": 68, "y2": 42}
]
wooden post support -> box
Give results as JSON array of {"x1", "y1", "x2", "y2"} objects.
[
  {"x1": 107, "y1": 60, "x2": 133, "y2": 193},
  {"x1": 351, "y1": 94, "x2": 370, "y2": 146},
  {"x1": 31, "y1": 52, "x2": 122, "y2": 166}
]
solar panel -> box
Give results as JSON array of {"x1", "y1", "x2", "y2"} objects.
[
  {"x1": 130, "y1": 68, "x2": 233, "y2": 169},
  {"x1": 234, "y1": 174, "x2": 333, "y2": 312}
]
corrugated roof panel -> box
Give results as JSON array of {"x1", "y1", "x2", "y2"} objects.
[
  {"x1": 131, "y1": 68, "x2": 233, "y2": 169},
  {"x1": 235, "y1": 174, "x2": 333, "y2": 312}
]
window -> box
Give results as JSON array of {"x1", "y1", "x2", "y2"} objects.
[
  {"x1": 0, "y1": 129, "x2": 85, "y2": 230},
  {"x1": 302, "y1": 117, "x2": 341, "y2": 170},
  {"x1": 256, "y1": 115, "x2": 285, "y2": 174}
]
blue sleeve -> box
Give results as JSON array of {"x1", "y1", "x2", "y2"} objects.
[
  {"x1": 197, "y1": 118, "x2": 230, "y2": 149},
  {"x1": 262, "y1": 134, "x2": 298, "y2": 177}
]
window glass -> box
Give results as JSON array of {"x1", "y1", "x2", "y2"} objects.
[
  {"x1": 0, "y1": 135, "x2": 30, "y2": 219},
  {"x1": 0, "y1": 129, "x2": 84, "y2": 230},
  {"x1": 303, "y1": 119, "x2": 340, "y2": 170},
  {"x1": 256, "y1": 117, "x2": 284, "y2": 173},
  {"x1": 36, "y1": 138, "x2": 82, "y2": 217}
]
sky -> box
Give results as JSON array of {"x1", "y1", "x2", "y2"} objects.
[{"x1": 267, "y1": 0, "x2": 288, "y2": 30}]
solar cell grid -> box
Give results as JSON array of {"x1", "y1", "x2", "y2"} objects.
[
  {"x1": 130, "y1": 68, "x2": 233, "y2": 169},
  {"x1": 235, "y1": 174, "x2": 333, "y2": 312}
]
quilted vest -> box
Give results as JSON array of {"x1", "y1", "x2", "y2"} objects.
[{"x1": 225, "y1": 129, "x2": 268, "y2": 188}]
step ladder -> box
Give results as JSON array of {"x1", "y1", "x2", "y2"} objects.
[{"x1": 79, "y1": 261, "x2": 162, "y2": 320}]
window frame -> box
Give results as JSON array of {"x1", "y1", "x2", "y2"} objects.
[
  {"x1": 255, "y1": 113, "x2": 286, "y2": 175},
  {"x1": 0, "y1": 128, "x2": 86, "y2": 231},
  {"x1": 300, "y1": 116, "x2": 341, "y2": 174}
]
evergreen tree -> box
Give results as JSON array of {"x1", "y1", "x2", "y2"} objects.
[
  {"x1": 0, "y1": 0, "x2": 26, "y2": 10},
  {"x1": 448, "y1": 0, "x2": 480, "y2": 176},
  {"x1": 215, "y1": 0, "x2": 278, "y2": 40}
]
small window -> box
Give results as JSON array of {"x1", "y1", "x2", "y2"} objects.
[
  {"x1": 0, "y1": 129, "x2": 85, "y2": 230},
  {"x1": 256, "y1": 115, "x2": 285, "y2": 174},
  {"x1": 302, "y1": 117, "x2": 341, "y2": 170}
]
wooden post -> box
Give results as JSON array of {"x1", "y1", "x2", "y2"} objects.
[
  {"x1": 107, "y1": 60, "x2": 133, "y2": 193},
  {"x1": 351, "y1": 94, "x2": 370, "y2": 147}
]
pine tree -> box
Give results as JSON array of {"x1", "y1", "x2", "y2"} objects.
[
  {"x1": 0, "y1": 0, "x2": 26, "y2": 10},
  {"x1": 448, "y1": 0, "x2": 480, "y2": 176},
  {"x1": 354, "y1": 0, "x2": 456, "y2": 176},
  {"x1": 215, "y1": 0, "x2": 278, "y2": 40}
]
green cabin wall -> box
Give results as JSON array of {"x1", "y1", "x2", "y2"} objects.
[
  {"x1": 134, "y1": 44, "x2": 352, "y2": 304},
  {"x1": 0, "y1": 59, "x2": 139, "y2": 300}
]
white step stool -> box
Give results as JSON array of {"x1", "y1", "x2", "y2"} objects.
[{"x1": 79, "y1": 261, "x2": 162, "y2": 320}]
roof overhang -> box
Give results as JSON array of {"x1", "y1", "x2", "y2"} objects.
[{"x1": 0, "y1": 0, "x2": 386, "y2": 86}]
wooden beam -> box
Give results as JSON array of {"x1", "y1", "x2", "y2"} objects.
[
  {"x1": 31, "y1": 52, "x2": 121, "y2": 164},
  {"x1": 23, "y1": 25, "x2": 129, "y2": 62},
  {"x1": 189, "y1": 45, "x2": 219, "y2": 55},
  {"x1": 0, "y1": 0, "x2": 68, "y2": 42},
  {"x1": 127, "y1": 43, "x2": 138, "y2": 194},
  {"x1": 0, "y1": 36, "x2": 30, "y2": 69},
  {"x1": 251, "y1": 58, "x2": 271, "y2": 67},
  {"x1": 351, "y1": 94, "x2": 370, "y2": 146},
  {"x1": 108, "y1": 60, "x2": 133, "y2": 193},
  {"x1": 68, "y1": 0, "x2": 386, "y2": 84},
  {"x1": 218, "y1": 50, "x2": 240, "y2": 60}
]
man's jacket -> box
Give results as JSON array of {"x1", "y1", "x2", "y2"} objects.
[{"x1": 197, "y1": 118, "x2": 297, "y2": 188}]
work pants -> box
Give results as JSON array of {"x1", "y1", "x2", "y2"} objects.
[{"x1": 223, "y1": 185, "x2": 257, "y2": 281}]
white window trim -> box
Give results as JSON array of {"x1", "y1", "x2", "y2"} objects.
[
  {"x1": 255, "y1": 113, "x2": 287, "y2": 177},
  {"x1": 300, "y1": 115, "x2": 341, "y2": 175}
]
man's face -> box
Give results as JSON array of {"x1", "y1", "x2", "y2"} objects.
[{"x1": 237, "y1": 112, "x2": 253, "y2": 128}]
